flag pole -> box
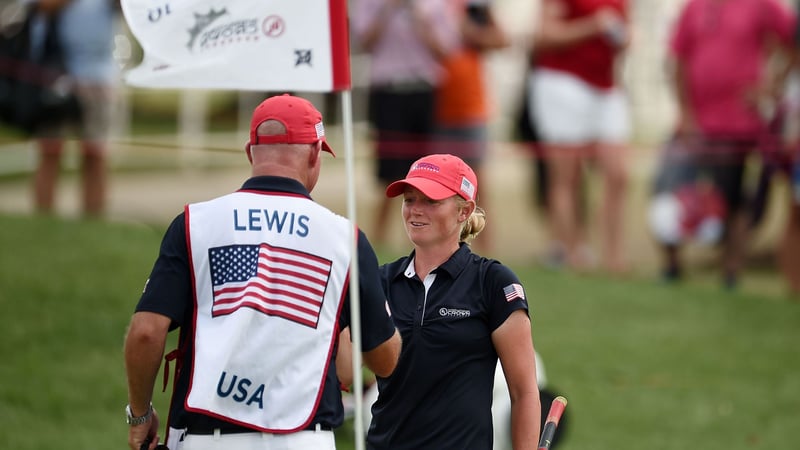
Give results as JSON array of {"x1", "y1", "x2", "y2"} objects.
[{"x1": 342, "y1": 88, "x2": 365, "y2": 450}]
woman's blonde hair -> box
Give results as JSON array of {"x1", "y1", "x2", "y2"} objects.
[{"x1": 457, "y1": 198, "x2": 486, "y2": 244}]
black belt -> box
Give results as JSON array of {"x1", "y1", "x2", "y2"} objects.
[{"x1": 186, "y1": 424, "x2": 332, "y2": 435}]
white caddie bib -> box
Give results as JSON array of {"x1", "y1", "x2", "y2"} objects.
[{"x1": 184, "y1": 190, "x2": 352, "y2": 432}]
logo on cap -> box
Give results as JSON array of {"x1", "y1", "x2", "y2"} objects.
[{"x1": 412, "y1": 162, "x2": 440, "y2": 174}]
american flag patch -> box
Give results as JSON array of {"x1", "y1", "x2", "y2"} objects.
[
  {"x1": 209, "y1": 243, "x2": 332, "y2": 328},
  {"x1": 503, "y1": 283, "x2": 525, "y2": 302}
]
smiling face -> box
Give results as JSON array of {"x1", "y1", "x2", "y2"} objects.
[{"x1": 401, "y1": 187, "x2": 470, "y2": 249}]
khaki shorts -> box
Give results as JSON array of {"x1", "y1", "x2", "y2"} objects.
[{"x1": 36, "y1": 81, "x2": 114, "y2": 142}]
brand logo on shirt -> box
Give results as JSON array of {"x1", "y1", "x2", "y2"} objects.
[{"x1": 439, "y1": 307, "x2": 470, "y2": 318}]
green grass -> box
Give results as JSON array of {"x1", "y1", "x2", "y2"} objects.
[
  {"x1": 0, "y1": 213, "x2": 798, "y2": 449},
  {"x1": 0, "y1": 214, "x2": 166, "y2": 449},
  {"x1": 524, "y1": 271, "x2": 799, "y2": 449}
]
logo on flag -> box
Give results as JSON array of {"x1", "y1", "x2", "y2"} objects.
[
  {"x1": 503, "y1": 283, "x2": 525, "y2": 302},
  {"x1": 209, "y1": 243, "x2": 332, "y2": 328},
  {"x1": 262, "y1": 15, "x2": 285, "y2": 37},
  {"x1": 295, "y1": 49, "x2": 312, "y2": 67},
  {"x1": 121, "y1": 0, "x2": 352, "y2": 91},
  {"x1": 187, "y1": 8, "x2": 229, "y2": 50}
]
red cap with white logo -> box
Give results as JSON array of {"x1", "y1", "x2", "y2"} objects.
[
  {"x1": 247, "y1": 94, "x2": 335, "y2": 156},
  {"x1": 386, "y1": 154, "x2": 477, "y2": 201}
]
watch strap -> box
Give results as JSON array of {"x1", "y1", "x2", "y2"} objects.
[{"x1": 126, "y1": 403, "x2": 153, "y2": 426}]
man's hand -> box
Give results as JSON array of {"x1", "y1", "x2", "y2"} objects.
[{"x1": 127, "y1": 409, "x2": 160, "y2": 450}]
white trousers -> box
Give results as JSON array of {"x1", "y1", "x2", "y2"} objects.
[
  {"x1": 529, "y1": 68, "x2": 630, "y2": 145},
  {"x1": 169, "y1": 428, "x2": 335, "y2": 450}
]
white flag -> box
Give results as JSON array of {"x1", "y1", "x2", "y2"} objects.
[{"x1": 120, "y1": 0, "x2": 351, "y2": 92}]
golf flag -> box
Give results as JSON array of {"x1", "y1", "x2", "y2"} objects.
[{"x1": 120, "y1": 0, "x2": 351, "y2": 92}]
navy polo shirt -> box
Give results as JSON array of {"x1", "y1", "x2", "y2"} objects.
[
  {"x1": 135, "y1": 176, "x2": 397, "y2": 433},
  {"x1": 367, "y1": 244, "x2": 529, "y2": 450}
]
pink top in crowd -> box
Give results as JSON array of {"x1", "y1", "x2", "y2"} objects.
[
  {"x1": 351, "y1": 0, "x2": 459, "y2": 87},
  {"x1": 670, "y1": 0, "x2": 796, "y2": 138}
]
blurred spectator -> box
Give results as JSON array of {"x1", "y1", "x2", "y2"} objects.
[
  {"x1": 777, "y1": 0, "x2": 800, "y2": 297},
  {"x1": 662, "y1": 0, "x2": 795, "y2": 288},
  {"x1": 0, "y1": 0, "x2": 77, "y2": 135},
  {"x1": 511, "y1": 54, "x2": 549, "y2": 217},
  {"x1": 434, "y1": 0, "x2": 510, "y2": 253},
  {"x1": 514, "y1": 54, "x2": 590, "y2": 269},
  {"x1": 351, "y1": 0, "x2": 459, "y2": 245},
  {"x1": 529, "y1": 0, "x2": 631, "y2": 273},
  {"x1": 33, "y1": 0, "x2": 118, "y2": 218}
]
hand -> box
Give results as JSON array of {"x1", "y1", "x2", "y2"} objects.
[
  {"x1": 675, "y1": 110, "x2": 699, "y2": 139},
  {"x1": 744, "y1": 81, "x2": 783, "y2": 120},
  {"x1": 594, "y1": 7, "x2": 628, "y2": 48},
  {"x1": 128, "y1": 409, "x2": 160, "y2": 450}
]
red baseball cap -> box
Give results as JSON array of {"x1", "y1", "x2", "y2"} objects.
[
  {"x1": 386, "y1": 154, "x2": 478, "y2": 201},
  {"x1": 247, "y1": 94, "x2": 335, "y2": 156}
]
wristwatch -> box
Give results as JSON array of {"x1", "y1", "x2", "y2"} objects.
[{"x1": 125, "y1": 403, "x2": 153, "y2": 426}]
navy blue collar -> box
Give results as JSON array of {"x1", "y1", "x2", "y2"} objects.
[
  {"x1": 239, "y1": 176, "x2": 313, "y2": 199},
  {"x1": 392, "y1": 243, "x2": 473, "y2": 280},
  {"x1": 434, "y1": 243, "x2": 472, "y2": 278}
]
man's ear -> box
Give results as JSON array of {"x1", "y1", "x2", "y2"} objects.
[
  {"x1": 309, "y1": 141, "x2": 322, "y2": 166},
  {"x1": 245, "y1": 145, "x2": 254, "y2": 164}
]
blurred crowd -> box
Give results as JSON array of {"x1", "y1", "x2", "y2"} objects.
[
  {"x1": 350, "y1": 0, "x2": 800, "y2": 296},
  {"x1": 0, "y1": 0, "x2": 118, "y2": 217},
  {"x1": 3, "y1": 0, "x2": 800, "y2": 296}
]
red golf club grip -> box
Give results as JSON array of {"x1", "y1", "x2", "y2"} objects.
[{"x1": 537, "y1": 396, "x2": 568, "y2": 450}]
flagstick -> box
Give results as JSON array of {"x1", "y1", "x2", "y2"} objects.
[{"x1": 341, "y1": 89, "x2": 365, "y2": 450}]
